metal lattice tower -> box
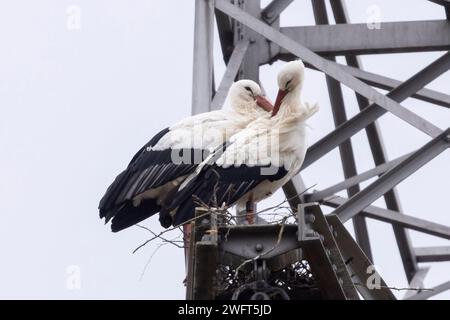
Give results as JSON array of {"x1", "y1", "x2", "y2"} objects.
[{"x1": 189, "y1": 0, "x2": 450, "y2": 300}]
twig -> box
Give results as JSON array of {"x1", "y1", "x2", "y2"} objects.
[
  {"x1": 255, "y1": 184, "x2": 317, "y2": 215},
  {"x1": 133, "y1": 207, "x2": 232, "y2": 254},
  {"x1": 354, "y1": 283, "x2": 434, "y2": 292},
  {"x1": 133, "y1": 211, "x2": 212, "y2": 253},
  {"x1": 136, "y1": 224, "x2": 184, "y2": 248},
  {"x1": 139, "y1": 242, "x2": 168, "y2": 281}
]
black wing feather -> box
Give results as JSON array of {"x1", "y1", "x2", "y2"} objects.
[
  {"x1": 98, "y1": 127, "x2": 170, "y2": 215},
  {"x1": 165, "y1": 164, "x2": 288, "y2": 227},
  {"x1": 98, "y1": 127, "x2": 206, "y2": 231}
]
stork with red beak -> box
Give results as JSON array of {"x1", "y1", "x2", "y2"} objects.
[
  {"x1": 98, "y1": 80, "x2": 273, "y2": 232},
  {"x1": 163, "y1": 60, "x2": 319, "y2": 227}
]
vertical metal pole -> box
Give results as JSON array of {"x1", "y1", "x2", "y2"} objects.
[
  {"x1": 330, "y1": 0, "x2": 419, "y2": 282},
  {"x1": 192, "y1": 0, "x2": 215, "y2": 115},
  {"x1": 311, "y1": 0, "x2": 373, "y2": 261},
  {"x1": 188, "y1": 0, "x2": 215, "y2": 297},
  {"x1": 235, "y1": 0, "x2": 261, "y2": 82}
]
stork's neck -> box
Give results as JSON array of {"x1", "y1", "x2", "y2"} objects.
[
  {"x1": 275, "y1": 87, "x2": 302, "y2": 120},
  {"x1": 230, "y1": 100, "x2": 267, "y2": 121}
]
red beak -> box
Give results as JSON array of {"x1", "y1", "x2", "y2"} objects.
[
  {"x1": 255, "y1": 95, "x2": 273, "y2": 113},
  {"x1": 272, "y1": 89, "x2": 287, "y2": 117}
]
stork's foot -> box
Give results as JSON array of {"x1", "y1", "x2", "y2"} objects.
[{"x1": 246, "y1": 201, "x2": 255, "y2": 224}]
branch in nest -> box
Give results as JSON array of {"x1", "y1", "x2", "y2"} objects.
[
  {"x1": 133, "y1": 205, "x2": 231, "y2": 254},
  {"x1": 255, "y1": 184, "x2": 317, "y2": 216}
]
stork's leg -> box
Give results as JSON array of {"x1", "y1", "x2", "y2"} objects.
[{"x1": 246, "y1": 194, "x2": 255, "y2": 224}]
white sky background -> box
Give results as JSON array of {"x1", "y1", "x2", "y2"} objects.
[{"x1": 0, "y1": 0, "x2": 448, "y2": 299}]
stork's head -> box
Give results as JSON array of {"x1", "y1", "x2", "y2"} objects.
[
  {"x1": 228, "y1": 80, "x2": 273, "y2": 114},
  {"x1": 273, "y1": 60, "x2": 305, "y2": 116}
]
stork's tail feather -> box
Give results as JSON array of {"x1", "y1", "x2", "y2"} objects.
[
  {"x1": 110, "y1": 200, "x2": 160, "y2": 232},
  {"x1": 99, "y1": 170, "x2": 131, "y2": 219},
  {"x1": 159, "y1": 210, "x2": 173, "y2": 229}
]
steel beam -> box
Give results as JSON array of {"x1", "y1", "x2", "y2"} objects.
[
  {"x1": 215, "y1": 0, "x2": 444, "y2": 138},
  {"x1": 330, "y1": 0, "x2": 418, "y2": 282},
  {"x1": 403, "y1": 267, "x2": 430, "y2": 299},
  {"x1": 428, "y1": 0, "x2": 450, "y2": 19},
  {"x1": 332, "y1": 128, "x2": 450, "y2": 222},
  {"x1": 278, "y1": 20, "x2": 450, "y2": 56},
  {"x1": 304, "y1": 205, "x2": 360, "y2": 300},
  {"x1": 282, "y1": 174, "x2": 308, "y2": 210},
  {"x1": 406, "y1": 281, "x2": 450, "y2": 300},
  {"x1": 302, "y1": 51, "x2": 450, "y2": 171},
  {"x1": 311, "y1": 0, "x2": 372, "y2": 262},
  {"x1": 323, "y1": 196, "x2": 450, "y2": 240},
  {"x1": 192, "y1": 0, "x2": 215, "y2": 115},
  {"x1": 303, "y1": 61, "x2": 450, "y2": 108},
  {"x1": 415, "y1": 246, "x2": 450, "y2": 262},
  {"x1": 235, "y1": 0, "x2": 261, "y2": 82},
  {"x1": 326, "y1": 214, "x2": 396, "y2": 300},
  {"x1": 211, "y1": 41, "x2": 249, "y2": 110},
  {"x1": 261, "y1": 0, "x2": 294, "y2": 24},
  {"x1": 215, "y1": 8, "x2": 234, "y2": 63},
  {"x1": 306, "y1": 152, "x2": 413, "y2": 202},
  {"x1": 334, "y1": 63, "x2": 450, "y2": 109},
  {"x1": 211, "y1": 0, "x2": 450, "y2": 299}
]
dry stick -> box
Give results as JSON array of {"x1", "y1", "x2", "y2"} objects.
[
  {"x1": 353, "y1": 283, "x2": 434, "y2": 292},
  {"x1": 139, "y1": 231, "x2": 185, "y2": 280},
  {"x1": 133, "y1": 184, "x2": 316, "y2": 254},
  {"x1": 136, "y1": 224, "x2": 185, "y2": 249},
  {"x1": 133, "y1": 202, "x2": 232, "y2": 254},
  {"x1": 139, "y1": 230, "x2": 190, "y2": 279},
  {"x1": 255, "y1": 184, "x2": 317, "y2": 215},
  {"x1": 133, "y1": 210, "x2": 213, "y2": 254},
  {"x1": 139, "y1": 242, "x2": 169, "y2": 281}
]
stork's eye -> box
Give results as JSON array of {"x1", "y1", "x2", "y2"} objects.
[
  {"x1": 244, "y1": 86, "x2": 253, "y2": 95},
  {"x1": 285, "y1": 80, "x2": 292, "y2": 90}
]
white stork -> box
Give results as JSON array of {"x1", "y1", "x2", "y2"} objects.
[
  {"x1": 164, "y1": 60, "x2": 319, "y2": 226},
  {"x1": 99, "y1": 80, "x2": 273, "y2": 232}
]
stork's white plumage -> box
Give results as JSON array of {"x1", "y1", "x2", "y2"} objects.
[
  {"x1": 99, "y1": 80, "x2": 273, "y2": 231},
  {"x1": 165, "y1": 61, "x2": 319, "y2": 227}
]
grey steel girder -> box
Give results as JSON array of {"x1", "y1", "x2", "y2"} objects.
[
  {"x1": 402, "y1": 267, "x2": 430, "y2": 299},
  {"x1": 330, "y1": 0, "x2": 417, "y2": 282},
  {"x1": 428, "y1": 0, "x2": 450, "y2": 19},
  {"x1": 311, "y1": 0, "x2": 373, "y2": 262},
  {"x1": 332, "y1": 128, "x2": 450, "y2": 222},
  {"x1": 215, "y1": 0, "x2": 444, "y2": 138},
  {"x1": 261, "y1": 0, "x2": 294, "y2": 25},
  {"x1": 323, "y1": 196, "x2": 450, "y2": 240},
  {"x1": 306, "y1": 152, "x2": 413, "y2": 202},
  {"x1": 406, "y1": 281, "x2": 450, "y2": 300},
  {"x1": 192, "y1": 0, "x2": 450, "y2": 299},
  {"x1": 334, "y1": 63, "x2": 450, "y2": 109},
  {"x1": 415, "y1": 246, "x2": 450, "y2": 262},
  {"x1": 192, "y1": 0, "x2": 215, "y2": 115},
  {"x1": 211, "y1": 40, "x2": 249, "y2": 110},
  {"x1": 278, "y1": 20, "x2": 450, "y2": 56},
  {"x1": 302, "y1": 51, "x2": 450, "y2": 171}
]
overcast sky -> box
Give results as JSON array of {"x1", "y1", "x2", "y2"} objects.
[{"x1": 0, "y1": 0, "x2": 449, "y2": 299}]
